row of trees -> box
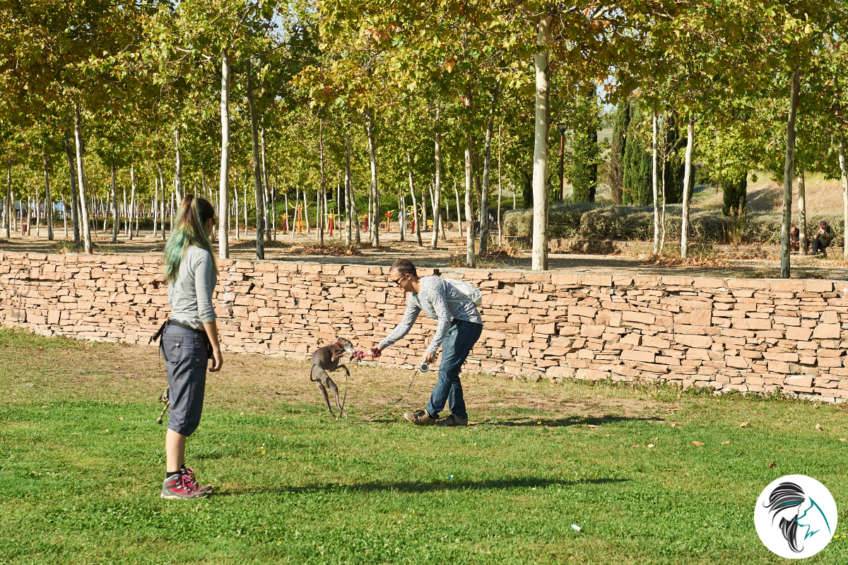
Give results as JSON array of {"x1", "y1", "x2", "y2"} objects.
[{"x1": 1, "y1": 2, "x2": 847, "y2": 276}]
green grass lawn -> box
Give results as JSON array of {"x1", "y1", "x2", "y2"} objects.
[{"x1": 1, "y1": 328, "x2": 848, "y2": 563}]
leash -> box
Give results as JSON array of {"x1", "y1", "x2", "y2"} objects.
[{"x1": 150, "y1": 321, "x2": 171, "y2": 425}]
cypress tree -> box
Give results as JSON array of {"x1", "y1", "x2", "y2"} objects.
[
  {"x1": 622, "y1": 101, "x2": 651, "y2": 206},
  {"x1": 608, "y1": 101, "x2": 629, "y2": 205}
]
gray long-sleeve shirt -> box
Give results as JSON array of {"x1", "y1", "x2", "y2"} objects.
[
  {"x1": 378, "y1": 275, "x2": 482, "y2": 356},
  {"x1": 168, "y1": 245, "x2": 217, "y2": 330}
]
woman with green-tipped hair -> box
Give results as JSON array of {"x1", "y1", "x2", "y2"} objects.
[{"x1": 158, "y1": 195, "x2": 222, "y2": 499}]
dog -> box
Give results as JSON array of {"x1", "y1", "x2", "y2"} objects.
[{"x1": 310, "y1": 337, "x2": 356, "y2": 417}]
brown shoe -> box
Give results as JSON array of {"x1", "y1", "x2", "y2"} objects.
[
  {"x1": 437, "y1": 414, "x2": 468, "y2": 427},
  {"x1": 403, "y1": 409, "x2": 437, "y2": 425}
]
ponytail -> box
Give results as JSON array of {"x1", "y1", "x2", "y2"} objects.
[{"x1": 164, "y1": 195, "x2": 217, "y2": 282}]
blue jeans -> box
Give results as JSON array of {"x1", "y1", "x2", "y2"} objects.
[{"x1": 426, "y1": 319, "x2": 483, "y2": 419}]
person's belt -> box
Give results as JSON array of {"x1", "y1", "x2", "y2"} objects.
[{"x1": 149, "y1": 319, "x2": 204, "y2": 345}]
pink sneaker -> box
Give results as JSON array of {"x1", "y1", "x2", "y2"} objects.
[
  {"x1": 181, "y1": 466, "x2": 214, "y2": 494},
  {"x1": 161, "y1": 472, "x2": 208, "y2": 499}
]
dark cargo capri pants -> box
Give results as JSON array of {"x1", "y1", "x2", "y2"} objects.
[{"x1": 161, "y1": 322, "x2": 210, "y2": 436}]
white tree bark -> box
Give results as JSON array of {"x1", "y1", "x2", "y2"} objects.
[
  {"x1": 73, "y1": 103, "x2": 92, "y2": 253},
  {"x1": 129, "y1": 165, "x2": 136, "y2": 241},
  {"x1": 365, "y1": 108, "x2": 379, "y2": 247},
  {"x1": 453, "y1": 180, "x2": 462, "y2": 238},
  {"x1": 407, "y1": 152, "x2": 422, "y2": 246},
  {"x1": 174, "y1": 128, "x2": 182, "y2": 203},
  {"x1": 318, "y1": 121, "x2": 325, "y2": 247},
  {"x1": 651, "y1": 112, "x2": 659, "y2": 255},
  {"x1": 798, "y1": 168, "x2": 807, "y2": 255},
  {"x1": 464, "y1": 142, "x2": 475, "y2": 267},
  {"x1": 531, "y1": 15, "x2": 552, "y2": 271},
  {"x1": 680, "y1": 115, "x2": 695, "y2": 259},
  {"x1": 110, "y1": 163, "x2": 118, "y2": 243},
  {"x1": 345, "y1": 139, "x2": 354, "y2": 246},
  {"x1": 432, "y1": 107, "x2": 442, "y2": 249},
  {"x1": 839, "y1": 139, "x2": 848, "y2": 259},
  {"x1": 218, "y1": 50, "x2": 231, "y2": 259},
  {"x1": 43, "y1": 147, "x2": 54, "y2": 241},
  {"x1": 247, "y1": 59, "x2": 265, "y2": 258},
  {"x1": 63, "y1": 135, "x2": 80, "y2": 244},
  {"x1": 497, "y1": 123, "x2": 503, "y2": 245},
  {"x1": 260, "y1": 127, "x2": 271, "y2": 242}
]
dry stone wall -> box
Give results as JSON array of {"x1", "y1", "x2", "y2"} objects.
[{"x1": 2, "y1": 251, "x2": 848, "y2": 401}]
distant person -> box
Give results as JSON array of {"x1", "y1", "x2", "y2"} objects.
[
  {"x1": 789, "y1": 224, "x2": 800, "y2": 252},
  {"x1": 811, "y1": 220, "x2": 834, "y2": 256},
  {"x1": 372, "y1": 259, "x2": 483, "y2": 427},
  {"x1": 155, "y1": 195, "x2": 223, "y2": 499}
]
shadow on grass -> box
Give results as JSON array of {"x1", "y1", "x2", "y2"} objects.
[
  {"x1": 218, "y1": 476, "x2": 628, "y2": 497},
  {"x1": 475, "y1": 415, "x2": 664, "y2": 427}
]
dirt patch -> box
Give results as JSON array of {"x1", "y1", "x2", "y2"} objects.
[{"x1": 2, "y1": 334, "x2": 670, "y2": 425}]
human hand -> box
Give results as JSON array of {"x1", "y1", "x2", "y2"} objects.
[
  {"x1": 423, "y1": 351, "x2": 437, "y2": 365},
  {"x1": 210, "y1": 347, "x2": 224, "y2": 372},
  {"x1": 370, "y1": 346, "x2": 382, "y2": 359}
]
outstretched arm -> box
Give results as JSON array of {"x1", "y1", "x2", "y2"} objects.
[{"x1": 376, "y1": 297, "x2": 420, "y2": 352}]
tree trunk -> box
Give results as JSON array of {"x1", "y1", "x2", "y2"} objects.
[
  {"x1": 43, "y1": 146, "x2": 54, "y2": 241},
  {"x1": 63, "y1": 134, "x2": 80, "y2": 245},
  {"x1": 73, "y1": 103, "x2": 92, "y2": 253},
  {"x1": 62, "y1": 198, "x2": 68, "y2": 239},
  {"x1": 780, "y1": 68, "x2": 800, "y2": 279},
  {"x1": 122, "y1": 183, "x2": 127, "y2": 237},
  {"x1": 839, "y1": 139, "x2": 848, "y2": 259},
  {"x1": 243, "y1": 184, "x2": 248, "y2": 238},
  {"x1": 235, "y1": 187, "x2": 241, "y2": 240},
  {"x1": 218, "y1": 50, "x2": 231, "y2": 259},
  {"x1": 399, "y1": 193, "x2": 406, "y2": 242},
  {"x1": 680, "y1": 115, "x2": 695, "y2": 259},
  {"x1": 110, "y1": 163, "x2": 118, "y2": 243},
  {"x1": 651, "y1": 112, "x2": 659, "y2": 255},
  {"x1": 318, "y1": 121, "x2": 325, "y2": 247},
  {"x1": 365, "y1": 108, "x2": 379, "y2": 247},
  {"x1": 659, "y1": 139, "x2": 667, "y2": 253},
  {"x1": 260, "y1": 127, "x2": 272, "y2": 242},
  {"x1": 480, "y1": 97, "x2": 496, "y2": 255},
  {"x1": 432, "y1": 107, "x2": 442, "y2": 249},
  {"x1": 247, "y1": 59, "x2": 265, "y2": 259},
  {"x1": 464, "y1": 141, "x2": 475, "y2": 267},
  {"x1": 152, "y1": 176, "x2": 159, "y2": 238},
  {"x1": 4, "y1": 168, "x2": 10, "y2": 238},
  {"x1": 798, "y1": 167, "x2": 807, "y2": 255},
  {"x1": 531, "y1": 15, "x2": 552, "y2": 271},
  {"x1": 407, "y1": 152, "x2": 422, "y2": 246},
  {"x1": 421, "y1": 187, "x2": 428, "y2": 235},
  {"x1": 345, "y1": 139, "x2": 354, "y2": 246},
  {"x1": 453, "y1": 181, "x2": 462, "y2": 238},
  {"x1": 158, "y1": 165, "x2": 167, "y2": 240},
  {"x1": 174, "y1": 128, "x2": 182, "y2": 203},
  {"x1": 303, "y1": 188, "x2": 310, "y2": 233},
  {"x1": 129, "y1": 165, "x2": 136, "y2": 241},
  {"x1": 497, "y1": 123, "x2": 503, "y2": 245}
]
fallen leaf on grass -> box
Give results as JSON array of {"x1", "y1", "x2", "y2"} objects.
[
  {"x1": 815, "y1": 423, "x2": 823, "y2": 431},
  {"x1": 739, "y1": 421, "x2": 750, "y2": 428},
  {"x1": 768, "y1": 462, "x2": 777, "y2": 469},
  {"x1": 690, "y1": 441, "x2": 704, "y2": 447},
  {"x1": 647, "y1": 443, "x2": 655, "y2": 449},
  {"x1": 721, "y1": 440, "x2": 731, "y2": 446}
]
